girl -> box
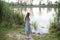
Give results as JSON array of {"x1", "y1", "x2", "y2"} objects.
[{"x1": 25, "y1": 12, "x2": 31, "y2": 39}]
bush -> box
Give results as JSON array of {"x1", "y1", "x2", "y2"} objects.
[
  {"x1": 0, "y1": 0, "x2": 24, "y2": 25},
  {"x1": 50, "y1": 3, "x2": 60, "y2": 40}
]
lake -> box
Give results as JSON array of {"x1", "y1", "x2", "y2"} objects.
[
  {"x1": 14, "y1": 7, "x2": 58, "y2": 34},
  {"x1": 23, "y1": 7, "x2": 58, "y2": 34}
]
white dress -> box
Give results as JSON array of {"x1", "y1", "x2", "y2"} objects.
[{"x1": 25, "y1": 18, "x2": 31, "y2": 34}]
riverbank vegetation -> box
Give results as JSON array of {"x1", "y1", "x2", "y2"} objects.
[
  {"x1": 0, "y1": 0, "x2": 25, "y2": 40},
  {"x1": 33, "y1": 3, "x2": 60, "y2": 40},
  {"x1": 0, "y1": 0, "x2": 60, "y2": 40}
]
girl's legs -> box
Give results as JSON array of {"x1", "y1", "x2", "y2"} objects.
[{"x1": 26, "y1": 33, "x2": 32, "y2": 39}]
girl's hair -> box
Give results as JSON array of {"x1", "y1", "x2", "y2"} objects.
[
  {"x1": 26, "y1": 12, "x2": 30, "y2": 17},
  {"x1": 25, "y1": 12, "x2": 30, "y2": 20}
]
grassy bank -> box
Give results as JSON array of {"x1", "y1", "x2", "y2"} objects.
[{"x1": 0, "y1": 0, "x2": 25, "y2": 40}]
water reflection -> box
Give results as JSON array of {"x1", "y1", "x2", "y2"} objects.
[
  {"x1": 30, "y1": 8, "x2": 53, "y2": 34},
  {"x1": 17, "y1": 7, "x2": 57, "y2": 34}
]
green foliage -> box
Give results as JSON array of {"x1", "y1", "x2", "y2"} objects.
[
  {"x1": 32, "y1": 21, "x2": 37, "y2": 30},
  {"x1": 50, "y1": 3, "x2": 60, "y2": 40},
  {"x1": 0, "y1": 0, "x2": 25, "y2": 40},
  {"x1": 0, "y1": 0, "x2": 24, "y2": 25}
]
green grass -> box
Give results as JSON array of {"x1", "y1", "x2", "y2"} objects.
[
  {"x1": 33, "y1": 33, "x2": 59, "y2": 40},
  {"x1": 0, "y1": 21, "x2": 25, "y2": 40}
]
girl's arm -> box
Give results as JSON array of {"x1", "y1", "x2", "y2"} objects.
[{"x1": 28, "y1": 18, "x2": 30, "y2": 27}]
